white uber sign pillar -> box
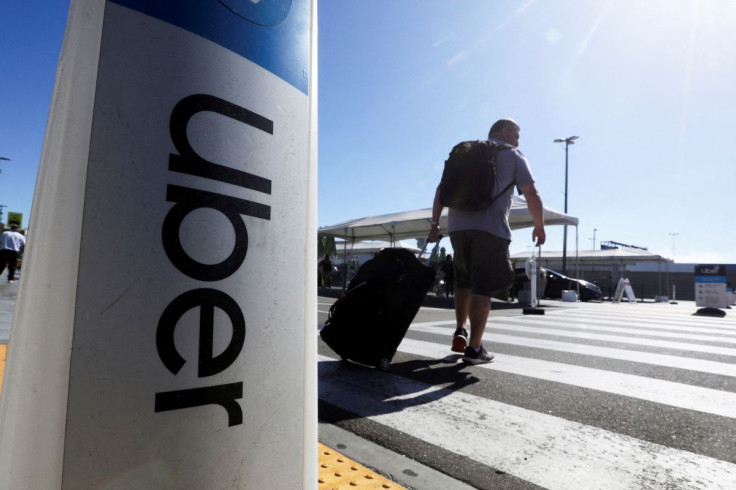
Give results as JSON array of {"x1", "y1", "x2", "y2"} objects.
[{"x1": 0, "y1": 0, "x2": 317, "y2": 488}]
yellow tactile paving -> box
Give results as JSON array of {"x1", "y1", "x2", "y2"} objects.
[
  {"x1": 0, "y1": 344, "x2": 6, "y2": 393},
  {"x1": 318, "y1": 442, "x2": 405, "y2": 489}
]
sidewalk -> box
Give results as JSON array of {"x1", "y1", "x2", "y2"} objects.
[
  {"x1": 0, "y1": 280, "x2": 461, "y2": 489},
  {"x1": 0, "y1": 280, "x2": 18, "y2": 345}
]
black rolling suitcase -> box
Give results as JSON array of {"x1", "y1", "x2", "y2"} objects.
[{"x1": 319, "y1": 247, "x2": 436, "y2": 371}]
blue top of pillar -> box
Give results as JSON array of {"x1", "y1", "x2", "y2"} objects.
[{"x1": 110, "y1": 0, "x2": 309, "y2": 95}]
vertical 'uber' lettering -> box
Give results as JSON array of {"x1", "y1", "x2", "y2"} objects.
[{"x1": 155, "y1": 94, "x2": 273, "y2": 427}]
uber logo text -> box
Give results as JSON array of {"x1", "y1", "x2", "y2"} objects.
[{"x1": 154, "y1": 94, "x2": 272, "y2": 427}]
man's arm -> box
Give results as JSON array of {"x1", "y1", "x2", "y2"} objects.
[
  {"x1": 428, "y1": 185, "x2": 443, "y2": 243},
  {"x1": 520, "y1": 182, "x2": 546, "y2": 246}
]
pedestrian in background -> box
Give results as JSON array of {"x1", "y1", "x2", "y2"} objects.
[
  {"x1": 319, "y1": 254, "x2": 333, "y2": 288},
  {"x1": 0, "y1": 225, "x2": 26, "y2": 283},
  {"x1": 441, "y1": 254, "x2": 455, "y2": 297},
  {"x1": 429, "y1": 118, "x2": 546, "y2": 364}
]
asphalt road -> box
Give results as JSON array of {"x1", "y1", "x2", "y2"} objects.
[{"x1": 317, "y1": 295, "x2": 736, "y2": 490}]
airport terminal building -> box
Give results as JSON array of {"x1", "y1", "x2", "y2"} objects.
[{"x1": 511, "y1": 242, "x2": 736, "y2": 302}]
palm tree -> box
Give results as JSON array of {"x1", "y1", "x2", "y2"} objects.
[{"x1": 318, "y1": 234, "x2": 337, "y2": 258}]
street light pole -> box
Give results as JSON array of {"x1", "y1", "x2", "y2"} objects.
[
  {"x1": 591, "y1": 228, "x2": 597, "y2": 250},
  {"x1": 553, "y1": 136, "x2": 578, "y2": 275},
  {"x1": 0, "y1": 159, "x2": 10, "y2": 225},
  {"x1": 0, "y1": 205, "x2": 6, "y2": 227},
  {"x1": 669, "y1": 232, "x2": 679, "y2": 262}
]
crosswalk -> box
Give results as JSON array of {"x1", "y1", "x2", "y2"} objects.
[{"x1": 318, "y1": 300, "x2": 736, "y2": 489}]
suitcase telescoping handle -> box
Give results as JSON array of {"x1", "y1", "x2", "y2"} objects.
[{"x1": 418, "y1": 234, "x2": 443, "y2": 266}]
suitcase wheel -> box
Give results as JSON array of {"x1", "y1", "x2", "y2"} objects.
[{"x1": 378, "y1": 358, "x2": 391, "y2": 372}]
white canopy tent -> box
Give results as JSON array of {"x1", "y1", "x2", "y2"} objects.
[{"x1": 318, "y1": 196, "x2": 579, "y2": 243}]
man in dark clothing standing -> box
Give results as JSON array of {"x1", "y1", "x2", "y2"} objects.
[
  {"x1": 319, "y1": 254, "x2": 333, "y2": 288},
  {"x1": 0, "y1": 225, "x2": 26, "y2": 283}
]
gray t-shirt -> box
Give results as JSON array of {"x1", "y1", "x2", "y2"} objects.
[{"x1": 447, "y1": 138, "x2": 535, "y2": 240}]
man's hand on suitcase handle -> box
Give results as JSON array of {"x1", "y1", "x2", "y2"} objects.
[{"x1": 428, "y1": 221, "x2": 441, "y2": 243}]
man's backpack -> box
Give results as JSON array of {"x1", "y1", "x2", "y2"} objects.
[{"x1": 438, "y1": 140, "x2": 515, "y2": 211}]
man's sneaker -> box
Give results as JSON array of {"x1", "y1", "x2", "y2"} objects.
[
  {"x1": 451, "y1": 328, "x2": 468, "y2": 353},
  {"x1": 462, "y1": 344, "x2": 494, "y2": 365}
]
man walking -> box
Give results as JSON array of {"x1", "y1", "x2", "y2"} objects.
[
  {"x1": 0, "y1": 224, "x2": 26, "y2": 283},
  {"x1": 428, "y1": 119, "x2": 546, "y2": 364}
]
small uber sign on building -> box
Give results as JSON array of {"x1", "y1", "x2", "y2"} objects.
[{"x1": 694, "y1": 264, "x2": 729, "y2": 309}]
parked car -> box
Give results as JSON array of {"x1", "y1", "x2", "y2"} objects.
[
  {"x1": 509, "y1": 268, "x2": 602, "y2": 302},
  {"x1": 543, "y1": 269, "x2": 603, "y2": 302},
  {"x1": 509, "y1": 268, "x2": 532, "y2": 302},
  {"x1": 509, "y1": 266, "x2": 550, "y2": 302}
]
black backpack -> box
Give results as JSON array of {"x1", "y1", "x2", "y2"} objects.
[{"x1": 438, "y1": 140, "x2": 515, "y2": 211}]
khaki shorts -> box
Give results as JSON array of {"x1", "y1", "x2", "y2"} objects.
[{"x1": 449, "y1": 229, "x2": 512, "y2": 299}]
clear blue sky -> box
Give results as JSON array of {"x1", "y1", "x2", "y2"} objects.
[{"x1": 2, "y1": 1, "x2": 735, "y2": 263}]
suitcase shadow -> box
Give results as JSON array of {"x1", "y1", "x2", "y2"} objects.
[
  {"x1": 388, "y1": 356, "x2": 480, "y2": 393},
  {"x1": 319, "y1": 356, "x2": 479, "y2": 421}
]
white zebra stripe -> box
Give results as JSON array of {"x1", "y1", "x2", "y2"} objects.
[
  {"x1": 511, "y1": 315, "x2": 736, "y2": 340},
  {"x1": 409, "y1": 324, "x2": 736, "y2": 377},
  {"x1": 551, "y1": 308, "x2": 736, "y2": 330},
  {"x1": 488, "y1": 323, "x2": 736, "y2": 356},
  {"x1": 396, "y1": 337, "x2": 736, "y2": 418},
  {"x1": 410, "y1": 320, "x2": 736, "y2": 355},
  {"x1": 319, "y1": 356, "x2": 736, "y2": 490}
]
